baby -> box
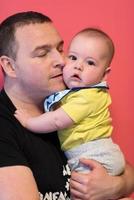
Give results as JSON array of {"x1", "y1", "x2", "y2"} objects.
[{"x1": 15, "y1": 27, "x2": 125, "y2": 175}]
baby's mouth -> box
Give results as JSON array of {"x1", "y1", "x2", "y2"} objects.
[{"x1": 71, "y1": 74, "x2": 81, "y2": 81}]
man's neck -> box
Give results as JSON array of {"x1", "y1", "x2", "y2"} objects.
[{"x1": 4, "y1": 85, "x2": 44, "y2": 116}]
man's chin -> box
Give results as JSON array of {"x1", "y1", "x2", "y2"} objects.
[
  {"x1": 56, "y1": 82, "x2": 66, "y2": 91},
  {"x1": 50, "y1": 82, "x2": 66, "y2": 94}
]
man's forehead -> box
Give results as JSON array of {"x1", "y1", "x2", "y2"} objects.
[
  {"x1": 15, "y1": 22, "x2": 61, "y2": 40},
  {"x1": 15, "y1": 22, "x2": 63, "y2": 46}
]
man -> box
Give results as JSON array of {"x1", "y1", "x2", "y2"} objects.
[{"x1": 0, "y1": 11, "x2": 134, "y2": 200}]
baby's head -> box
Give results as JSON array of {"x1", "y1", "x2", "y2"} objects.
[{"x1": 63, "y1": 27, "x2": 115, "y2": 88}]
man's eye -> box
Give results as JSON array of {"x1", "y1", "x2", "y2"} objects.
[
  {"x1": 37, "y1": 53, "x2": 47, "y2": 57},
  {"x1": 68, "y1": 55, "x2": 77, "y2": 60},
  {"x1": 87, "y1": 60, "x2": 95, "y2": 66},
  {"x1": 36, "y1": 50, "x2": 49, "y2": 57}
]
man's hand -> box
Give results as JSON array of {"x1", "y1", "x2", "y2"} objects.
[{"x1": 70, "y1": 158, "x2": 124, "y2": 200}]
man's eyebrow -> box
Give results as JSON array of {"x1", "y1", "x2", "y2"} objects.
[
  {"x1": 32, "y1": 45, "x2": 51, "y2": 53},
  {"x1": 31, "y1": 40, "x2": 64, "y2": 55}
]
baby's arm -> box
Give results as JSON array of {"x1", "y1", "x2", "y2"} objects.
[{"x1": 14, "y1": 108, "x2": 74, "y2": 133}]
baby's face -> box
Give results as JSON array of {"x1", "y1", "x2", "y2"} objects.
[{"x1": 63, "y1": 34, "x2": 110, "y2": 89}]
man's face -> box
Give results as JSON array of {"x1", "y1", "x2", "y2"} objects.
[{"x1": 14, "y1": 22, "x2": 66, "y2": 98}]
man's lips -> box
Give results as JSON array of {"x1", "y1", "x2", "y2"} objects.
[{"x1": 51, "y1": 73, "x2": 63, "y2": 79}]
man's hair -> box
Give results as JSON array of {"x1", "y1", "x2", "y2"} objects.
[
  {"x1": 74, "y1": 27, "x2": 115, "y2": 65},
  {"x1": 0, "y1": 11, "x2": 52, "y2": 60}
]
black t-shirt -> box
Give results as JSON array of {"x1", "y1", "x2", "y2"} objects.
[{"x1": 0, "y1": 89, "x2": 70, "y2": 199}]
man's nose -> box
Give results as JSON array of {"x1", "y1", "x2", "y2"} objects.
[{"x1": 53, "y1": 50, "x2": 65, "y2": 69}]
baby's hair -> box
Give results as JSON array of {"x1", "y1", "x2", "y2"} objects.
[{"x1": 74, "y1": 27, "x2": 115, "y2": 65}]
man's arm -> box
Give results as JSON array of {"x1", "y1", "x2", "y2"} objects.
[
  {"x1": 119, "y1": 163, "x2": 134, "y2": 197},
  {"x1": 0, "y1": 166, "x2": 40, "y2": 200},
  {"x1": 70, "y1": 159, "x2": 134, "y2": 200}
]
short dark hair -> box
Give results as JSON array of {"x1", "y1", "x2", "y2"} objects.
[
  {"x1": 0, "y1": 11, "x2": 52, "y2": 60},
  {"x1": 74, "y1": 27, "x2": 115, "y2": 65}
]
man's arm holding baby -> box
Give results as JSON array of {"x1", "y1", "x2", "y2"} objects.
[{"x1": 70, "y1": 159, "x2": 134, "y2": 200}]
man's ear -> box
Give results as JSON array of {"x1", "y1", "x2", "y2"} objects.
[
  {"x1": 0, "y1": 56, "x2": 16, "y2": 78},
  {"x1": 102, "y1": 67, "x2": 111, "y2": 81}
]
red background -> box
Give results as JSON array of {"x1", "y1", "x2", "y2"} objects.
[{"x1": 0, "y1": 0, "x2": 134, "y2": 196}]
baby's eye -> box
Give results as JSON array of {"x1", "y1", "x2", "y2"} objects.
[
  {"x1": 87, "y1": 60, "x2": 95, "y2": 66},
  {"x1": 68, "y1": 55, "x2": 77, "y2": 61}
]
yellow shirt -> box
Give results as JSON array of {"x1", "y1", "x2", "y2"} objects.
[{"x1": 58, "y1": 88, "x2": 113, "y2": 151}]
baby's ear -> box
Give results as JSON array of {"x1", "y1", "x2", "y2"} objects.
[
  {"x1": 0, "y1": 56, "x2": 16, "y2": 78},
  {"x1": 102, "y1": 67, "x2": 111, "y2": 81}
]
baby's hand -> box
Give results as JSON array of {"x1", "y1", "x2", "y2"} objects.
[{"x1": 14, "y1": 109, "x2": 32, "y2": 127}]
